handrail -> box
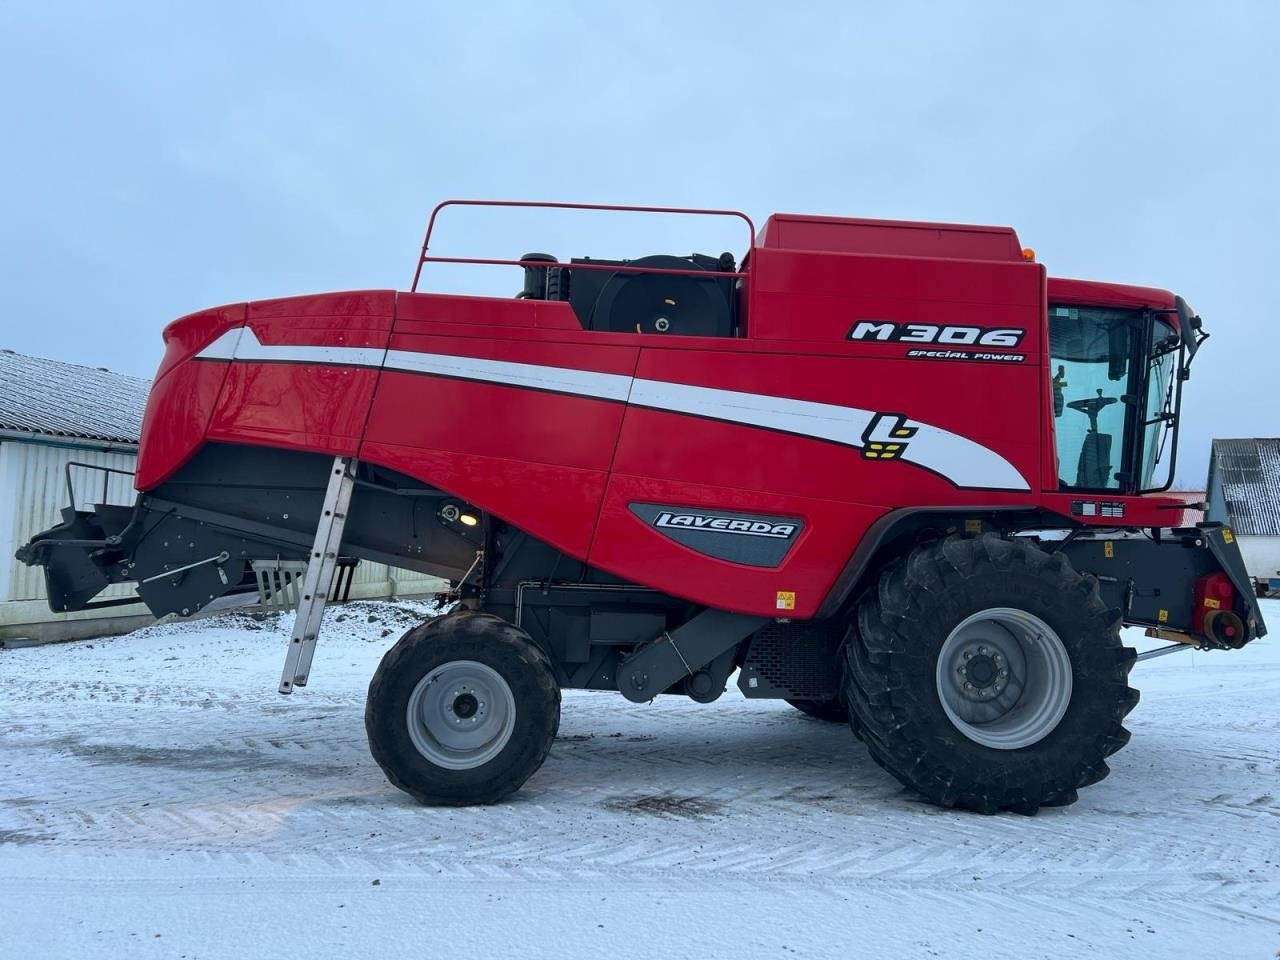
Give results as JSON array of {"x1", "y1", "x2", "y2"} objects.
[
  {"x1": 65, "y1": 461, "x2": 136, "y2": 512},
  {"x1": 420, "y1": 255, "x2": 748, "y2": 281},
  {"x1": 410, "y1": 199, "x2": 757, "y2": 292}
]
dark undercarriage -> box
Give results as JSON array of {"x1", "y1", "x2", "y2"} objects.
[{"x1": 16, "y1": 443, "x2": 1263, "y2": 706}]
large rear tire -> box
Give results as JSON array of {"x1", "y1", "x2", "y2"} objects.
[
  {"x1": 365, "y1": 611, "x2": 560, "y2": 805},
  {"x1": 845, "y1": 534, "x2": 1139, "y2": 814}
]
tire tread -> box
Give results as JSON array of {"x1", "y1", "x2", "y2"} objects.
[{"x1": 844, "y1": 534, "x2": 1139, "y2": 814}]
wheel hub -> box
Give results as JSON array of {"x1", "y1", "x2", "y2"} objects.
[
  {"x1": 405, "y1": 660, "x2": 517, "y2": 770},
  {"x1": 956, "y1": 647, "x2": 1009, "y2": 700},
  {"x1": 936, "y1": 608, "x2": 1073, "y2": 750},
  {"x1": 450, "y1": 691, "x2": 480, "y2": 720}
]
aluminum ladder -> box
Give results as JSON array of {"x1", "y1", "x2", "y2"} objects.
[{"x1": 278, "y1": 456, "x2": 357, "y2": 694}]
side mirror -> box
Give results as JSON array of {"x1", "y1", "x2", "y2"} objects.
[{"x1": 1175, "y1": 296, "x2": 1202, "y2": 361}]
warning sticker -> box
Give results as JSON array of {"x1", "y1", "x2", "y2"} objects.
[{"x1": 776, "y1": 591, "x2": 796, "y2": 611}]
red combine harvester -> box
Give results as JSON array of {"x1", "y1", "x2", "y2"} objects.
[{"x1": 18, "y1": 201, "x2": 1266, "y2": 813}]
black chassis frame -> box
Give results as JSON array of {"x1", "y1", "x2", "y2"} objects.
[{"x1": 16, "y1": 444, "x2": 1265, "y2": 702}]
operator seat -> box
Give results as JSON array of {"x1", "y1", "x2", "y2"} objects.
[
  {"x1": 1075, "y1": 432, "x2": 1113, "y2": 489},
  {"x1": 1067, "y1": 390, "x2": 1119, "y2": 489}
]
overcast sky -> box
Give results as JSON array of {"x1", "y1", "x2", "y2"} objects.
[{"x1": 3, "y1": 2, "x2": 1276, "y2": 485}]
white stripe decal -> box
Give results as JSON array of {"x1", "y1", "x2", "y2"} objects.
[
  {"x1": 196, "y1": 329, "x2": 1029, "y2": 490},
  {"x1": 630, "y1": 379, "x2": 869, "y2": 444},
  {"x1": 628, "y1": 379, "x2": 1028, "y2": 491},
  {"x1": 384, "y1": 348, "x2": 632, "y2": 402},
  {"x1": 195, "y1": 328, "x2": 244, "y2": 360},
  {"x1": 199, "y1": 326, "x2": 387, "y2": 367}
]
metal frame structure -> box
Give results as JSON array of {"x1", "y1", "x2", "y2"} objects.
[
  {"x1": 410, "y1": 199, "x2": 757, "y2": 292},
  {"x1": 64, "y1": 461, "x2": 136, "y2": 512}
]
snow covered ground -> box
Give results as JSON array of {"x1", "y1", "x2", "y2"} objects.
[{"x1": 2, "y1": 599, "x2": 1277, "y2": 960}]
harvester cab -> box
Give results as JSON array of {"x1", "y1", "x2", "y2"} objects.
[
  {"x1": 1045, "y1": 294, "x2": 1199, "y2": 496},
  {"x1": 16, "y1": 200, "x2": 1265, "y2": 813}
]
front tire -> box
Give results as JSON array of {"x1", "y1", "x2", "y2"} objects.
[
  {"x1": 365, "y1": 612, "x2": 560, "y2": 805},
  {"x1": 845, "y1": 534, "x2": 1139, "y2": 814}
]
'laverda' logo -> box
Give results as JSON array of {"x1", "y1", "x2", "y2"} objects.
[
  {"x1": 848, "y1": 320, "x2": 1025, "y2": 347},
  {"x1": 655, "y1": 512, "x2": 798, "y2": 539}
]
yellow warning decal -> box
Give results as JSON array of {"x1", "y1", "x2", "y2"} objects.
[
  {"x1": 1203, "y1": 597, "x2": 1221, "y2": 609},
  {"x1": 776, "y1": 591, "x2": 796, "y2": 611},
  {"x1": 1104, "y1": 541, "x2": 1114, "y2": 558},
  {"x1": 965, "y1": 518, "x2": 982, "y2": 534},
  {"x1": 1222, "y1": 528, "x2": 1234, "y2": 544},
  {"x1": 1158, "y1": 609, "x2": 1169, "y2": 623}
]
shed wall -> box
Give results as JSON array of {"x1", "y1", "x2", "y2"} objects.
[{"x1": 1238, "y1": 536, "x2": 1280, "y2": 580}]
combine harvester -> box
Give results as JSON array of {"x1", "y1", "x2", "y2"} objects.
[{"x1": 18, "y1": 201, "x2": 1266, "y2": 813}]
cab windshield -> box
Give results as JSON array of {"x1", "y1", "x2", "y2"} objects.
[{"x1": 1050, "y1": 305, "x2": 1177, "y2": 491}]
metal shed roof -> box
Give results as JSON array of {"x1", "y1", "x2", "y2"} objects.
[
  {"x1": 0, "y1": 349, "x2": 150, "y2": 445},
  {"x1": 1210, "y1": 438, "x2": 1280, "y2": 537}
]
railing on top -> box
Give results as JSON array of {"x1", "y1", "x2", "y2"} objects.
[{"x1": 409, "y1": 199, "x2": 757, "y2": 293}]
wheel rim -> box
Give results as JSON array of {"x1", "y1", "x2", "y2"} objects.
[
  {"x1": 405, "y1": 660, "x2": 517, "y2": 770},
  {"x1": 934, "y1": 607, "x2": 1073, "y2": 750}
]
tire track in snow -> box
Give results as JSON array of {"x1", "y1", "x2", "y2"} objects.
[{"x1": 2, "y1": 613, "x2": 1278, "y2": 935}]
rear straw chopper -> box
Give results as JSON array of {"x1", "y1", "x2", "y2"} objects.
[{"x1": 17, "y1": 200, "x2": 1266, "y2": 813}]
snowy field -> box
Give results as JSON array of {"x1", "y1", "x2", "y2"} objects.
[{"x1": 2, "y1": 599, "x2": 1277, "y2": 960}]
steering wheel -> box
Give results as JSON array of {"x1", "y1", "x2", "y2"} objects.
[{"x1": 1067, "y1": 389, "x2": 1118, "y2": 432}]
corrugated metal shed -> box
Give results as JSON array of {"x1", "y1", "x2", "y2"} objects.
[
  {"x1": 1208, "y1": 438, "x2": 1280, "y2": 537},
  {"x1": 0, "y1": 349, "x2": 150, "y2": 443}
]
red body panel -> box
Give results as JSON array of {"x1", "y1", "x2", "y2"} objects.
[
  {"x1": 135, "y1": 355, "x2": 234, "y2": 490},
  {"x1": 208, "y1": 291, "x2": 394, "y2": 457},
  {"x1": 758, "y1": 213, "x2": 1027, "y2": 262},
  {"x1": 397, "y1": 290, "x2": 582, "y2": 332},
  {"x1": 134, "y1": 211, "x2": 1193, "y2": 616},
  {"x1": 617, "y1": 347, "x2": 1040, "y2": 502},
  {"x1": 748, "y1": 248, "x2": 1043, "y2": 347},
  {"x1": 135, "y1": 303, "x2": 246, "y2": 489},
  {"x1": 1048, "y1": 277, "x2": 1176, "y2": 311}
]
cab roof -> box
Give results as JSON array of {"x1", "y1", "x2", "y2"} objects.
[{"x1": 1048, "y1": 277, "x2": 1177, "y2": 311}]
